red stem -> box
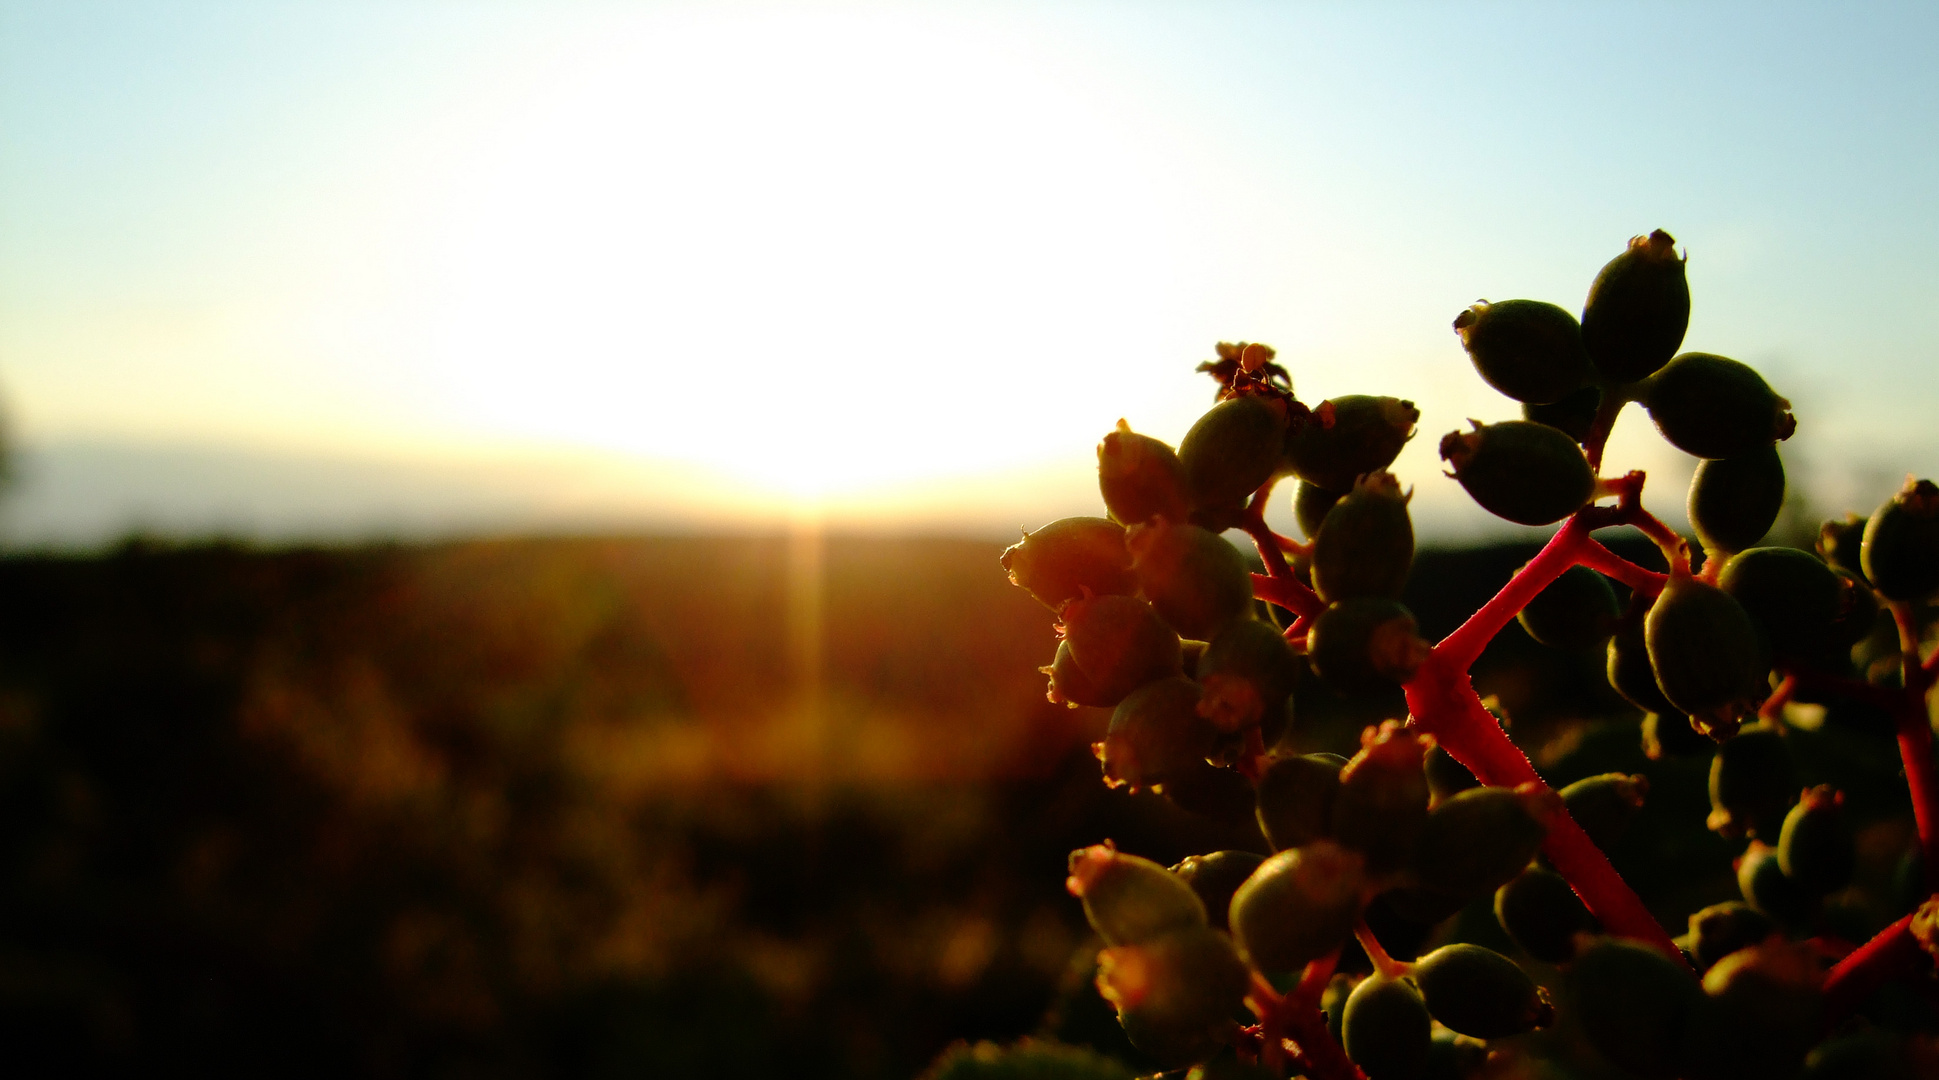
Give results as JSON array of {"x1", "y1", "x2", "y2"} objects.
[
  {"x1": 1575, "y1": 538, "x2": 1669, "y2": 596},
  {"x1": 1821, "y1": 911, "x2": 1929, "y2": 1026},
  {"x1": 1404, "y1": 655, "x2": 1687, "y2": 964},
  {"x1": 1249, "y1": 971, "x2": 1365, "y2": 1080},
  {"x1": 1436, "y1": 516, "x2": 1591, "y2": 671},
  {"x1": 1889, "y1": 602, "x2": 1939, "y2": 889},
  {"x1": 1580, "y1": 386, "x2": 1629, "y2": 473}
]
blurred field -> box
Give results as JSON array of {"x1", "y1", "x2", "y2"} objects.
[{"x1": 0, "y1": 533, "x2": 1913, "y2": 1077}]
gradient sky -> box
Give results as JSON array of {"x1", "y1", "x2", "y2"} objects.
[{"x1": 3, "y1": 1, "x2": 1936, "y2": 544}]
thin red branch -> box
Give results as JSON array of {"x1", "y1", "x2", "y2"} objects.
[
  {"x1": 1436, "y1": 516, "x2": 1589, "y2": 671},
  {"x1": 1579, "y1": 386, "x2": 1630, "y2": 473},
  {"x1": 1253, "y1": 573, "x2": 1324, "y2": 618},
  {"x1": 1574, "y1": 538, "x2": 1669, "y2": 597},
  {"x1": 1404, "y1": 653, "x2": 1688, "y2": 965},
  {"x1": 1354, "y1": 919, "x2": 1409, "y2": 979},
  {"x1": 1248, "y1": 971, "x2": 1365, "y2": 1080},
  {"x1": 1242, "y1": 478, "x2": 1327, "y2": 619},
  {"x1": 1821, "y1": 910, "x2": 1930, "y2": 1026},
  {"x1": 1890, "y1": 602, "x2": 1939, "y2": 889},
  {"x1": 1760, "y1": 673, "x2": 1797, "y2": 726}
]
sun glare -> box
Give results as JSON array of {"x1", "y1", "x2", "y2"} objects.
[{"x1": 404, "y1": 9, "x2": 1207, "y2": 507}]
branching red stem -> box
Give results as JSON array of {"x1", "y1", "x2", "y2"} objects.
[
  {"x1": 1822, "y1": 910, "x2": 1930, "y2": 1026},
  {"x1": 1889, "y1": 602, "x2": 1939, "y2": 889},
  {"x1": 1248, "y1": 971, "x2": 1364, "y2": 1080}
]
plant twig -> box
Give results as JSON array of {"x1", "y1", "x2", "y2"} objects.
[
  {"x1": 1821, "y1": 909, "x2": 1929, "y2": 1026},
  {"x1": 1889, "y1": 601, "x2": 1939, "y2": 888}
]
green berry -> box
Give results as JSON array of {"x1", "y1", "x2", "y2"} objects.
[
  {"x1": 1333, "y1": 722, "x2": 1433, "y2": 875},
  {"x1": 1608, "y1": 616, "x2": 1679, "y2": 716},
  {"x1": 1341, "y1": 974, "x2": 1431, "y2": 1080},
  {"x1": 1522, "y1": 384, "x2": 1602, "y2": 442},
  {"x1": 1098, "y1": 420, "x2": 1191, "y2": 527},
  {"x1": 1293, "y1": 479, "x2": 1346, "y2": 540},
  {"x1": 1736, "y1": 840, "x2": 1818, "y2": 929},
  {"x1": 1284, "y1": 395, "x2": 1420, "y2": 492},
  {"x1": 1685, "y1": 901, "x2": 1775, "y2": 973},
  {"x1": 1228, "y1": 840, "x2": 1366, "y2": 975},
  {"x1": 1706, "y1": 724, "x2": 1797, "y2": 840},
  {"x1": 1718, "y1": 546, "x2": 1844, "y2": 665},
  {"x1": 1644, "y1": 571, "x2": 1765, "y2": 737},
  {"x1": 1641, "y1": 352, "x2": 1796, "y2": 460},
  {"x1": 1178, "y1": 394, "x2": 1290, "y2": 514},
  {"x1": 1060, "y1": 593, "x2": 1184, "y2": 704},
  {"x1": 1412, "y1": 785, "x2": 1555, "y2": 900},
  {"x1": 1518, "y1": 565, "x2": 1620, "y2": 651},
  {"x1": 1311, "y1": 471, "x2": 1414, "y2": 603},
  {"x1": 1453, "y1": 298, "x2": 1592, "y2": 405},
  {"x1": 1195, "y1": 618, "x2": 1300, "y2": 733},
  {"x1": 1170, "y1": 851, "x2": 1265, "y2": 932},
  {"x1": 1559, "y1": 773, "x2": 1648, "y2": 852},
  {"x1": 1097, "y1": 676, "x2": 1220, "y2": 790},
  {"x1": 1041, "y1": 639, "x2": 1114, "y2": 709},
  {"x1": 1254, "y1": 753, "x2": 1343, "y2": 852},
  {"x1": 1158, "y1": 761, "x2": 1259, "y2": 826},
  {"x1": 1569, "y1": 937, "x2": 1703, "y2": 1079},
  {"x1": 1776, "y1": 785, "x2": 1853, "y2": 897},
  {"x1": 1689, "y1": 444, "x2": 1786, "y2": 556},
  {"x1": 1802, "y1": 1030, "x2": 1923, "y2": 1080},
  {"x1": 1817, "y1": 513, "x2": 1868, "y2": 580},
  {"x1": 1413, "y1": 943, "x2": 1553, "y2": 1039},
  {"x1": 1683, "y1": 940, "x2": 1823, "y2": 1080},
  {"x1": 1581, "y1": 229, "x2": 1690, "y2": 384},
  {"x1": 1067, "y1": 842, "x2": 1208, "y2": 945},
  {"x1": 1642, "y1": 710, "x2": 1709, "y2": 760},
  {"x1": 1439, "y1": 419, "x2": 1596, "y2": 526},
  {"x1": 1002, "y1": 517, "x2": 1137, "y2": 610},
  {"x1": 1494, "y1": 867, "x2": 1592, "y2": 964},
  {"x1": 1127, "y1": 519, "x2": 1255, "y2": 641},
  {"x1": 1095, "y1": 927, "x2": 1250, "y2": 1068},
  {"x1": 1308, "y1": 598, "x2": 1430, "y2": 691},
  {"x1": 1861, "y1": 477, "x2": 1939, "y2": 601}
]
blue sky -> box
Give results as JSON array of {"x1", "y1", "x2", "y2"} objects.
[{"x1": 2, "y1": 1, "x2": 1936, "y2": 544}]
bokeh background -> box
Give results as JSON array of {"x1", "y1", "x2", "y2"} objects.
[{"x1": 1, "y1": 1, "x2": 1936, "y2": 1075}]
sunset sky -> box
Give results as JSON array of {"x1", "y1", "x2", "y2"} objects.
[{"x1": 3, "y1": 1, "x2": 1936, "y2": 544}]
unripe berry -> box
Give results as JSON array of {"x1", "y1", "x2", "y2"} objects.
[
  {"x1": 1641, "y1": 352, "x2": 1796, "y2": 460},
  {"x1": 1413, "y1": 943, "x2": 1553, "y2": 1039},
  {"x1": 1001, "y1": 517, "x2": 1136, "y2": 610},
  {"x1": 1308, "y1": 599, "x2": 1430, "y2": 691},
  {"x1": 1067, "y1": 842, "x2": 1207, "y2": 945},
  {"x1": 1608, "y1": 616, "x2": 1678, "y2": 716},
  {"x1": 1644, "y1": 571, "x2": 1765, "y2": 738},
  {"x1": 1178, "y1": 394, "x2": 1290, "y2": 514},
  {"x1": 1718, "y1": 547, "x2": 1844, "y2": 666},
  {"x1": 1861, "y1": 478, "x2": 1939, "y2": 601},
  {"x1": 1521, "y1": 383, "x2": 1602, "y2": 442},
  {"x1": 1159, "y1": 760, "x2": 1259, "y2": 826},
  {"x1": 1194, "y1": 619, "x2": 1300, "y2": 733},
  {"x1": 1560, "y1": 773, "x2": 1648, "y2": 852},
  {"x1": 1060, "y1": 593, "x2": 1184, "y2": 704},
  {"x1": 1341, "y1": 974, "x2": 1431, "y2": 1080},
  {"x1": 1095, "y1": 927, "x2": 1250, "y2": 1068},
  {"x1": 1684, "y1": 939, "x2": 1824, "y2": 1080},
  {"x1": 1817, "y1": 513, "x2": 1868, "y2": 580},
  {"x1": 1581, "y1": 229, "x2": 1690, "y2": 384},
  {"x1": 1642, "y1": 710, "x2": 1709, "y2": 760},
  {"x1": 1041, "y1": 639, "x2": 1114, "y2": 708},
  {"x1": 1334, "y1": 721, "x2": 1432, "y2": 875},
  {"x1": 1228, "y1": 840, "x2": 1366, "y2": 975},
  {"x1": 1495, "y1": 867, "x2": 1593, "y2": 964},
  {"x1": 1169, "y1": 851, "x2": 1264, "y2": 932},
  {"x1": 1439, "y1": 420, "x2": 1595, "y2": 526},
  {"x1": 1284, "y1": 395, "x2": 1419, "y2": 492},
  {"x1": 1311, "y1": 472, "x2": 1414, "y2": 603},
  {"x1": 1127, "y1": 519, "x2": 1254, "y2": 641},
  {"x1": 1293, "y1": 479, "x2": 1346, "y2": 540},
  {"x1": 1707, "y1": 724, "x2": 1797, "y2": 840},
  {"x1": 1453, "y1": 298, "x2": 1592, "y2": 405},
  {"x1": 1412, "y1": 784, "x2": 1556, "y2": 900},
  {"x1": 1254, "y1": 753, "x2": 1343, "y2": 852},
  {"x1": 1686, "y1": 901, "x2": 1776, "y2": 973},
  {"x1": 1097, "y1": 676, "x2": 1219, "y2": 790},
  {"x1": 1689, "y1": 445, "x2": 1786, "y2": 556},
  {"x1": 1736, "y1": 840, "x2": 1818, "y2": 929},
  {"x1": 1098, "y1": 420, "x2": 1191, "y2": 527},
  {"x1": 1518, "y1": 565, "x2": 1620, "y2": 651},
  {"x1": 1776, "y1": 785, "x2": 1854, "y2": 897},
  {"x1": 1569, "y1": 937, "x2": 1703, "y2": 1079}
]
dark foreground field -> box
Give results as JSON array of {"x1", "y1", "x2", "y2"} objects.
[{"x1": 0, "y1": 535, "x2": 1915, "y2": 1077}]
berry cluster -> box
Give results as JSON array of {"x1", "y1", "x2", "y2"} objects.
[{"x1": 993, "y1": 232, "x2": 1939, "y2": 1079}]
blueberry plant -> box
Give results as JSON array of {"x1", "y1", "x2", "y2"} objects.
[{"x1": 972, "y1": 232, "x2": 1939, "y2": 1079}]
